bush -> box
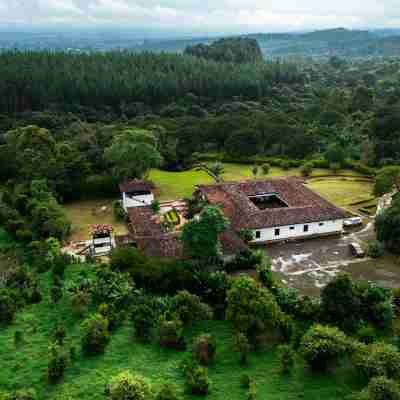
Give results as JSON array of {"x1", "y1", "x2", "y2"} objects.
[
  {"x1": 233, "y1": 332, "x2": 251, "y2": 365},
  {"x1": 393, "y1": 288, "x2": 400, "y2": 315},
  {"x1": 7, "y1": 389, "x2": 38, "y2": 400},
  {"x1": 277, "y1": 344, "x2": 295, "y2": 374},
  {"x1": 182, "y1": 361, "x2": 210, "y2": 396},
  {"x1": 300, "y1": 162, "x2": 313, "y2": 177},
  {"x1": 193, "y1": 334, "x2": 217, "y2": 365},
  {"x1": 356, "y1": 326, "x2": 377, "y2": 345},
  {"x1": 108, "y1": 371, "x2": 151, "y2": 400},
  {"x1": 240, "y1": 374, "x2": 251, "y2": 389},
  {"x1": 225, "y1": 249, "x2": 263, "y2": 273},
  {"x1": 0, "y1": 289, "x2": 17, "y2": 326},
  {"x1": 330, "y1": 162, "x2": 341, "y2": 173},
  {"x1": 112, "y1": 200, "x2": 126, "y2": 221},
  {"x1": 261, "y1": 163, "x2": 270, "y2": 175},
  {"x1": 132, "y1": 303, "x2": 157, "y2": 342},
  {"x1": 353, "y1": 342, "x2": 400, "y2": 380},
  {"x1": 109, "y1": 247, "x2": 148, "y2": 273},
  {"x1": 367, "y1": 240, "x2": 385, "y2": 258},
  {"x1": 48, "y1": 342, "x2": 68, "y2": 383},
  {"x1": 247, "y1": 382, "x2": 257, "y2": 400},
  {"x1": 172, "y1": 290, "x2": 212, "y2": 326},
  {"x1": 366, "y1": 376, "x2": 400, "y2": 400},
  {"x1": 81, "y1": 313, "x2": 110, "y2": 355},
  {"x1": 300, "y1": 324, "x2": 351, "y2": 371},
  {"x1": 158, "y1": 317, "x2": 185, "y2": 350},
  {"x1": 155, "y1": 383, "x2": 180, "y2": 400}
]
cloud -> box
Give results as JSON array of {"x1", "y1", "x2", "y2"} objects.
[{"x1": 0, "y1": 0, "x2": 397, "y2": 32}]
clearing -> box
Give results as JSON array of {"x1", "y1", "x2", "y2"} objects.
[{"x1": 64, "y1": 199, "x2": 128, "y2": 242}]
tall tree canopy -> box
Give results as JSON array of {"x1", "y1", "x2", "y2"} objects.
[{"x1": 105, "y1": 128, "x2": 163, "y2": 182}]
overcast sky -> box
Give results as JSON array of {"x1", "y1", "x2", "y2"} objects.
[{"x1": 0, "y1": 0, "x2": 399, "y2": 34}]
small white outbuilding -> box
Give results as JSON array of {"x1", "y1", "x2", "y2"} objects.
[{"x1": 119, "y1": 180, "x2": 155, "y2": 212}]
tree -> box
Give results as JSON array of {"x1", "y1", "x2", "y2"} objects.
[
  {"x1": 324, "y1": 143, "x2": 347, "y2": 166},
  {"x1": 81, "y1": 313, "x2": 110, "y2": 355},
  {"x1": 375, "y1": 197, "x2": 400, "y2": 254},
  {"x1": 352, "y1": 85, "x2": 374, "y2": 112},
  {"x1": 5, "y1": 125, "x2": 57, "y2": 182},
  {"x1": 180, "y1": 206, "x2": 229, "y2": 260},
  {"x1": 320, "y1": 273, "x2": 361, "y2": 332},
  {"x1": 374, "y1": 166, "x2": 400, "y2": 196},
  {"x1": 108, "y1": 371, "x2": 151, "y2": 400},
  {"x1": 300, "y1": 324, "x2": 350, "y2": 371},
  {"x1": 226, "y1": 276, "x2": 283, "y2": 338},
  {"x1": 353, "y1": 342, "x2": 400, "y2": 380},
  {"x1": 195, "y1": 162, "x2": 225, "y2": 183},
  {"x1": 105, "y1": 128, "x2": 163, "y2": 181}
]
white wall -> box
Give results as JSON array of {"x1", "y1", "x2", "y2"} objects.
[
  {"x1": 122, "y1": 192, "x2": 154, "y2": 211},
  {"x1": 252, "y1": 219, "x2": 344, "y2": 243}
]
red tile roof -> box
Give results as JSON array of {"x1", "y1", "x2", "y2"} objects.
[
  {"x1": 119, "y1": 180, "x2": 155, "y2": 193},
  {"x1": 197, "y1": 178, "x2": 348, "y2": 230}
]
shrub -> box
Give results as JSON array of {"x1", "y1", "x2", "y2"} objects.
[
  {"x1": 367, "y1": 240, "x2": 385, "y2": 258},
  {"x1": 150, "y1": 199, "x2": 161, "y2": 213},
  {"x1": 277, "y1": 344, "x2": 295, "y2": 374},
  {"x1": 247, "y1": 382, "x2": 257, "y2": 400},
  {"x1": 225, "y1": 249, "x2": 263, "y2": 273},
  {"x1": 81, "y1": 313, "x2": 110, "y2": 355},
  {"x1": 240, "y1": 374, "x2": 251, "y2": 389},
  {"x1": 281, "y1": 160, "x2": 291, "y2": 171},
  {"x1": 98, "y1": 303, "x2": 125, "y2": 331},
  {"x1": 52, "y1": 324, "x2": 66, "y2": 345},
  {"x1": 261, "y1": 163, "x2": 271, "y2": 175},
  {"x1": 237, "y1": 229, "x2": 254, "y2": 244},
  {"x1": 158, "y1": 316, "x2": 185, "y2": 350},
  {"x1": 366, "y1": 376, "x2": 400, "y2": 400},
  {"x1": 48, "y1": 342, "x2": 68, "y2": 383},
  {"x1": 112, "y1": 200, "x2": 126, "y2": 221},
  {"x1": 0, "y1": 289, "x2": 17, "y2": 325},
  {"x1": 155, "y1": 383, "x2": 180, "y2": 400},
  {"x1": 182, "y1": 361, "x2": 210, "y2": 396},
  {"x1": 356, "y1": 326, "x2": 377, "y2": 345},
  {"x1": 353, "y1": 342, "x2": 400, "y2": 380},
  {"x1": 300, "y1": 324, "x2": 350, "y2": 371},
  {"x1": 172, "y1": 291, "x2": 212, "y2": 326},
  {"x1": 132, "y1": 303, "x2": 157, "y2": 342},
  {"x1": 109, "y1": 247, "x2": 148, "y2": 273},
  {"x1": 300, "y1": 162, "x2": 313, "y2": 177},
  {"x1": 330, "y1": 162, "x2": 341, "y2": 174},
  {"x1": 193, "y1": 334, "x2": 217, "y2": 365},
  {"x1": 233, "y1": 332, "x2": 251, "y2": 365},
  {"x1": 108, "y1": 371, "x2": 151, "y2": 400},
  {"x1": 8, "y1": 389, "x2": 38, "y2": 400}
]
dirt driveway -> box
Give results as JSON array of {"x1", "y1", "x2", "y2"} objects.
[{"x1": 265, "y1": 221, "x2": 400, "y2": 296}]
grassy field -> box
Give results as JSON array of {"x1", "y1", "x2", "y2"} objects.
[
  {"x1": 0, "y1": 264, "x2": 361, "y2": 400},
  {"x1": 307, "y1": 177, "x2": 374, "y2": 210},
  {"x1": 149, "y1": 163, "x2": 367, "y2": 201},
  {"x1": 64, "y1": 200, "x2": 128, "y2": 242}
]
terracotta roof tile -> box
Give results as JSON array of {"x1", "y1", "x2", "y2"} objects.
[
  {"x1": 197, "y1": 178, "x2": 348, "y2": 229},
  {"x1": 119, "y1": 180, "x2": 155, "y2": 193}
]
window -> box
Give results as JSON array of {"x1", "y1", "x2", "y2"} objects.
[
  {"x1": 319, "y1": 222, "x2": 324, "y2": 227},
  {"x1": 290, "y1": 226, "x2": 295, "y2": 230},
  {"x1": 255, "y1": 231, "x2": 261, "y2": 239},
  {"x1": 275, "y1": 228, "x2": 280, "y2": 236},
  {"x1": 303, "y1": 225, "x2": 309, "y2": 233}
]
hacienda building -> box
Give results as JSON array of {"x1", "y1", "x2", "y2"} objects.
[
  {"x1": 116, "y1": 177, "x2": 348, "y2": 258},
  {"x1": 195, "y1": 177, "x2": 348, "y2": 244}
]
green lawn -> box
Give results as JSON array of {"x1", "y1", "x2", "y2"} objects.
[
  {"x1": 149, "y1": 164, "x2": 366, "y2": 201},
  {"x1": 307, "y1": 177, "x2": 374, "y2": 209},
  {"x1": 0, "y1": 265, "x2": 361, "y2": 400}
]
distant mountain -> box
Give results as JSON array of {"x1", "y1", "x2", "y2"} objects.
[{"x1": 1, "y1": 27, "x2": 400, "y2": 58}]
